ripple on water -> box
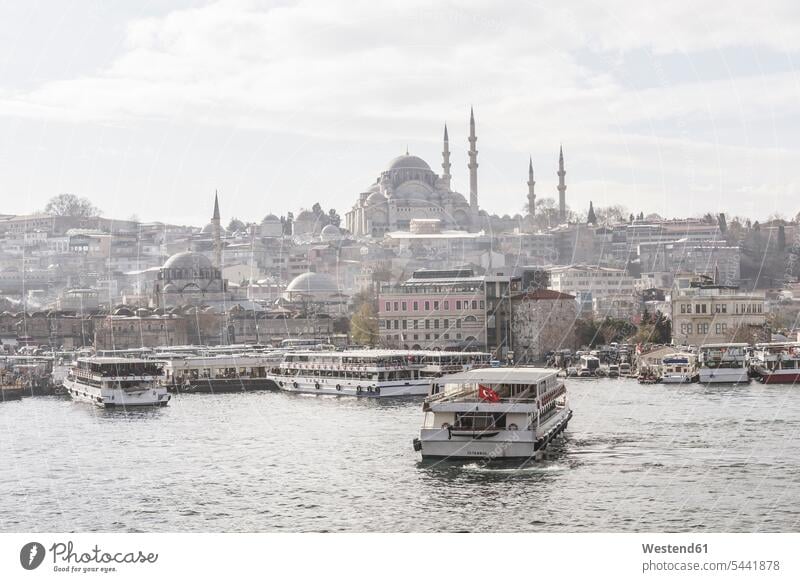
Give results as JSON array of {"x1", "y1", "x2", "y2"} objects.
[{"x1": 1, "y1": 378, "x2": 799, "y2": 532}]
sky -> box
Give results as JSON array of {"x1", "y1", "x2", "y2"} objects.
[{"x1": 2, "y1": 0, "x2": 800, "y2": 226}]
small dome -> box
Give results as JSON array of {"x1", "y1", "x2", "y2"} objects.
[
  {"x1": 285, "y1": 272, "x2": 338, "y2": 295},
  {"x1": 113, "y1": 307, "x2": 134, "y2": 316},
  {"x1": 295, "y1": 210, "x2": 315, "y2": 221},
  {"x1": 261, "y1": 214, "x2": 280, "y2": 223},
  {"x1": 388, "y1": 154, "x2": 431, "y2": 171},
  {"x1": 320, "y1": 224, "x2": 342, "y2": 242},
  {"x1": 164, "y1": 251, "x2": 213, "y2": 270},
  {"x1": 366, "y1": 191, "x2": 387, "y2": 205}
]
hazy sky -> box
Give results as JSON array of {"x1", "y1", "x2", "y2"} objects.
[{"x1": 2, "y1": 0, "x2": 800, "y2": 226}]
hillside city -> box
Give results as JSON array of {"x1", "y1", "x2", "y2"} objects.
[{"x1": 1, "y1": 119, "x2": 797, "y2": 363}]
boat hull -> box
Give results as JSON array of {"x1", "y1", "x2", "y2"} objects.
[
  {"x1": 268, "y1": 374, "x2": 430, "y2": 397},
  {"x1": 64, "y1": 378, "x2": 171, "y2": 407},
  {"x1": 756, "y1": 371, "x2": 800, "y2": 384},
  {"x1": 168, "y1": 377, "x2": 278, "y2": 393},
  {"x1": 698, "y1": 368, "x2": 750, "y2": 384},
  {"x1": 661, "y1": 374, "x2": 693, "y2": 384},
  {"x1": 417, "y1": 409, "x2": 572, "y2": 460}
]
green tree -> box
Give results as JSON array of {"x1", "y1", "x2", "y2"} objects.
[
  {"x1": 350, "y1": 302, "x2": 378, "y2": 346},
  {"x1": 587, "y1": 201, "x2": 597, "y2": 225}
]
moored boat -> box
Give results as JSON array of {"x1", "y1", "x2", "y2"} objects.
[
  {"x1": 268, "y1": 350, "x2": 491, "y2": 398},
  {"x1": 751, "y1": 342, "x2": 800, "y2": 384},
  {"x1": 698, "y1": 343, "x2": 750, "y2": 384},
  {"x1": 64, "y1": 357, "x2": 171, "y2": 407},
  {"x1": 660, "y1": 353, "x2": 697, "y2": 384},
  {"x1": 413, "y1": 367, "x2": 572, "y2": 460}
]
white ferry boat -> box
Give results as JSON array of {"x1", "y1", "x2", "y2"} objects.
[
  {"x1": 751, "y1": 342, "x2": 800, "y2": 384},
  {"x1": 268, "y1": 350, "x2": 490, "y2": 397},
  {"x1": 159, "y1": 352, "x2": 283, "y2": 393},
  {"x1": 660, "y1": 353, "x2": 697, "y2": 384},
  {"x1": 413, "y1": 368, "x2": 572, "y2": 460},
  {"x1": 697, "y1": 343, "x2": 750, "y2": 384},
  {"x1": 64, "y1": 357, "x2": 171, "y2": 407}
]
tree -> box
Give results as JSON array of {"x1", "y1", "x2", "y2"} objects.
[
  {"x1": 44, "y1": 193, "x2": 100, "y2": 217},
  {"x1": 328, "y1": 208, "x2": 341, "y2": 227},
  {"x1": 594, "y1": 204, "x2": 628, "y2": 224},
  {"x1": 778, "y1": 225, "x2": 786, "y2": 251},
  {"x1": 283, "y1": 212, "x2": 294, "y2": 235},
  {"x1": 718, "y1": 213, "x2": 728, "y2": 234},
  {"x1": 227, "y1": 218, "x2": 245, "y2": 232},
  {"x1": 587, "y1": 201, "x2": 597, "y2": 225},
  {"x1": 350, "y1": 302, "x2": 378, "y2": 345}
]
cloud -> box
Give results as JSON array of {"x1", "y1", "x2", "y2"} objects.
[{"x1": 2, "y1": 0, "x2": 800, "y2": 221}]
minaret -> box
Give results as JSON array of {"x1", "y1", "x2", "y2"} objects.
[
  {"x1": 211, "y1": 190, "x2": 222, "y2": 270},
  {"x1": 527, "y1": 156, "x2": 536, "y2": 217},
  {"x1": 441, "y1": 124, "x2": 451, "y2": 189},
  {"x1": 468, "y1": 107, "x2": 478, "y2": 211},
  {"x1": 557, "y1": 145, "x2": 567, "y2": 222}
]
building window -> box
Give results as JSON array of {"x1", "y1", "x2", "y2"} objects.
[
  {"x1": 413, "y1": 334, "x2": 418, "y2": 340},
  {"x1": 385, "y1": 302, "x2": 390, "y2": 312},
  {"x1": 695, "y1": 304, "x2": 700, "y2": 314},
  {"x1": 701, "y1": 304, "x2": 707, "y2": 314},
  {"x1": 425, "y1": 320, "x2": 430, "y2": 329},
  {"x1": 444, "y1": 333, "x2": 449, "y2": 340},
  {"x1": 393, "y1": 301, "x2": 399, "y2": 311},
  {"x1": 480, "y1": 300, "x2": 484, "y2": 309},
  {"x1": 433, "y1": 301, "x2": 439, "y2": 310},
  {"x1": 456, "y1": 300, "x2": 461, "y2": 310},
  {"x1": 413, "y1": 301, "x2": 419, "y2": 311},
  {"x1": 401, "y1": 301, "x2": 407, "y2": 311},
  {"x1": 472, "y1": 300, "x2": 478, "y2": 310},
  {"x1": 434, "y1": 319, "x2": 439, "y2": 329},
  {"x1": 456, "y1": 319, "x2": 462, "y2": 329},
  {"x1": 413, "y1": 320, "x2": 418, "y2": 330},
  {"x1": 443, "y1": 318, "x2": 449, "y2": 328},
  {"x1": 425, "y1": 333, "x2": 431, "y2": 340},
  {"x1": 402, "y1": 320, "x2": 407, "y2": 330},
  {"x1": 444, "y1": 301, "x2": 449, "y2": 310},
  {"x1": 424, "y1": 301, "x2": 430, "y2": 311}
]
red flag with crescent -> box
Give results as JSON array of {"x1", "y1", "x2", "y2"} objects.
[{"x1": 478, "y1": 384, "x2": 500, "y2": 402}]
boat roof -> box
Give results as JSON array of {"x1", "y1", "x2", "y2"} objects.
[
  {"x1": 286, "y1": 349, "x2": 490, "y2": 358},
  {"x1": 438, "y1": 367, "x2": 557, "y2": 384},
  {"x1": 699, "y1": 343, "x2": 749, "y2": 348},
  {"x1": 77, "y1": 357, "x2": 159, "y2": 365}
]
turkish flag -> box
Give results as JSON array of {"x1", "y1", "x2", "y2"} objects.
[{"x1": 478, "y1": 384, "x2": 500, "y2": 402}]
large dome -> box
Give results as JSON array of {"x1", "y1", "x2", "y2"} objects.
[
  {"x1": 164, "y1": 251, "x2": 213, "y2": 270},
  {"x1": 387, "y1": 154, "x2": 431, "y2": 171}
]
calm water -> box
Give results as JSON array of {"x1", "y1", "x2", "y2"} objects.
[{"x1": 2, "y1": 378, "x2": 799, "y2": 532}]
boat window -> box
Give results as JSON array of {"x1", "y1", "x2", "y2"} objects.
[{"x1": 454, "y1": 412, "x2": 506, "y2": 430}]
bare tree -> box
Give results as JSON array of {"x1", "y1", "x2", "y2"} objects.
[{"x1": 44, "y1": 193, "x2": 101, "y2": 217}]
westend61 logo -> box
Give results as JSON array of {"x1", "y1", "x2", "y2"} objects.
[
  {"x1": 20, "y1": 542, "x2": 46, "y2": 570},
  {"x1": 19, "y1": 540, "x2": 158, "y2": 573}
]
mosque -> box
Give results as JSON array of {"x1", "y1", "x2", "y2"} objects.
[{"x1": 345, "y1": 109, "x2": 569, "y2": 237}]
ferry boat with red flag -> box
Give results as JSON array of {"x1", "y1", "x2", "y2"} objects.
[
  {"x1": 751, "y1": 342, "x2": 800, "y2": 384},
  {"x1": 413, "y1": 368, "x2": 572, "y2": 460}
]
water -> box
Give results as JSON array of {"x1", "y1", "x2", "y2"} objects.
[{"x1": 2, "y1": 378, "x2": 800, "y2": 532}]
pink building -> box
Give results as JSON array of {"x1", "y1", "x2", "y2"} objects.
[{"x1": 378, "y1": 269, "x2": 486, "y2": 350}]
